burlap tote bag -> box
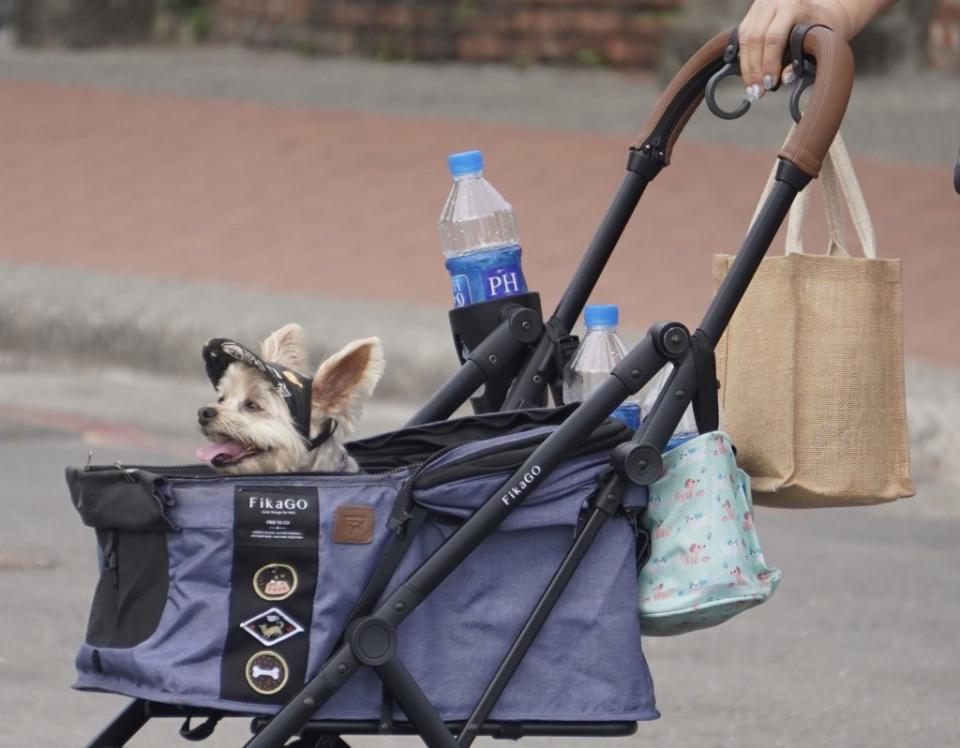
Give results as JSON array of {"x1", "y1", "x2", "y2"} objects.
[{"x1": 713, "y1": 133, "x2": 914, "y2": 508}]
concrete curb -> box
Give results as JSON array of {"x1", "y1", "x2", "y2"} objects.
[
  {"x1": 0, "y1": 260, "x2": 456, "y2": 403},
  {"x1": 2, "y1": 260, "x2": 957, "y2": 488}
]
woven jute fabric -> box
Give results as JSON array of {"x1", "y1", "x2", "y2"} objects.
[{"x1": 712, "y1": 135, "x2": 914, "y2": 508}]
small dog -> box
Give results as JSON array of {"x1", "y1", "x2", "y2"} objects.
[{"x1": 196, "y1": 323, "x2": 384, "y2": 474}]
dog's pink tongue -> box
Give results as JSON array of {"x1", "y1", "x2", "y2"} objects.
[{"x1": 196, "y1": 441, "x2": 247, "y2": 463}]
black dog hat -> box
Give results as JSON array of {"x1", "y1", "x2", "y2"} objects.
[{"x1": 202, "y1": 338, "x2": 336, "y2": 449}]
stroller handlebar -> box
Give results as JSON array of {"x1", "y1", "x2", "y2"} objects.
[{"x1": 632, "y1": 24, "x2": 853, "y2": 179}]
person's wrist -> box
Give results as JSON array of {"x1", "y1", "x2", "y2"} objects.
[{"x1": 811, "y1": 0, "x2": 858, "y2": 40}]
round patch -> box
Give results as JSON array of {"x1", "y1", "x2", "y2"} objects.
[
  {"x1": 253, "y1": 563, "x2": 298, "y2": 601},
  {"x1": 245, "y1": 651, "x2": 289, "y2": 696}
]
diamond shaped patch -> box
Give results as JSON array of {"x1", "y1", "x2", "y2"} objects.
[{"x1": 240, "y1": 607, "x2": 304, "y2": 646}]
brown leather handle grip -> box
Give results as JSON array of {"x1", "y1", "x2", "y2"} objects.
[
  {"x1": 630, "y1": 30, "x2": 729, "y2": 164},
  {"x1": 631, "y1": 25, "x2": 853, "y2": 179},
  {"x1": 778, "y1": 25, "x2": 854, "y2": 177}
]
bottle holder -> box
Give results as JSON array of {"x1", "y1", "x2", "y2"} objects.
[{"x1": 447, "y1": 292, "x2": 543, "y2": 413}]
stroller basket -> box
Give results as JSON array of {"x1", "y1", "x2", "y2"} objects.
[{"x1": 69, "y1": 410, "x2": 656, "y2": 731}]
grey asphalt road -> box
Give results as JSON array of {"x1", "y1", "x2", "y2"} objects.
[{"x1": 1, "y1": 360, "x2": 957, "y2": 747}]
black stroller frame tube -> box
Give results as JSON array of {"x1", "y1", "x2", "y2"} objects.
[
  {"x1": 458, "y1": 503, "x2": 611, "y2": 746},
  {"x1": 503, "y1": 165, "x2": 654, "y2": 410},
  {"x1": 407, "y1": 304, "x2": 543, "y2": 426},
  {"x1": 375, "y1": 657, "x2": 461, "y2": 748},
  {"x1": 700, "y1": 160, "x2": 809, "y2": 344},
  {"x1": 456, "y1": 162, "x2": 811, "y2": 746}
]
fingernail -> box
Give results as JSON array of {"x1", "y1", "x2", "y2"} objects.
[
  {"x1": 763, "y1": 74, "x2": 774, "y2": 91},
  {"x1": 744, "y1": 84, "x2": 761, "y2": 103},
  {"x1": 782, "y1": 68, "x2": 796, "y2": 85}
]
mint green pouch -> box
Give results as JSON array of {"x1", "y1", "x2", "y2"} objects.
[{"x1": 639, "y1": 431, "x2": 780, "y2": 636}]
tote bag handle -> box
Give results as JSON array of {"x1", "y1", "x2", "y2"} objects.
[{"x1": 751, "y1": 130, "x2": 877, "y2": 259}]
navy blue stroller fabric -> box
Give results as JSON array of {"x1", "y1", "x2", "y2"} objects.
[{"x1": 69, "y1": 416, "x2": 659, "y2": 723}]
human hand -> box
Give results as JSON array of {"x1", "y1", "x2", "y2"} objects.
[{"x1": 737, "y1": 0, "x2": 858, "y2": 101}]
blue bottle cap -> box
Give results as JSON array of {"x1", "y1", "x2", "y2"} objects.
[
  {"x1": 448, "y1": 150, "x2": 484, "y2": 177},
  {"x1": 584, "y1": 304, "x2": 619, "y2": 327}
]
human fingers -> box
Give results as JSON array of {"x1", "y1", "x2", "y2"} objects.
[
  {"x1": 738, "y1": 0, "x2": 777, "y2": 100},
  {"x1": 760, "y1": 8, "x2": 798, "y2": 93}
]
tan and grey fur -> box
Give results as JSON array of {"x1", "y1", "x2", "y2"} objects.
[{"x1": 198, "y1": 324, "x2": 384, "y2": 474}]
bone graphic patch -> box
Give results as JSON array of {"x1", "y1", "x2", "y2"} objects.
[
  {"x1": 240, "y1": 607, "x2": 304, "y2": 647},
  {"x1": 253, "y1": 563, "x2": 298, "y2": 601},
  {"x1": 245, "y1": 651, "x2": 289, "y2": 695}
]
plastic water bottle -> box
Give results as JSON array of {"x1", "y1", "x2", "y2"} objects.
[
  {"x1": 641, "y1": 365, "x2": 702, "y2": 450},
  {"x1": 562, "y1": 305, "x2": 642, "y2": 431},
  {"x1": 439, "y1": 150, "x2": 528, "y2": 308}
]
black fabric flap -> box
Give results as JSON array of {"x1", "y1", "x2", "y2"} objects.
[
  {"x1": 66, "y1": 467, "x2": 172, "y2": 532},
  {"x1": 348, "y1": 405, "x2": 578, "y2": 472},
  {"x1": 413, "y1": 418, "x2": 631, "y2": 490}
]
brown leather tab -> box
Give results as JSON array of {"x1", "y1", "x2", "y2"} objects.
[
  {"x1": 779, "y1": 26, "x2": 854, "y2": 177},
  {"x1": 333, "y1": 506, "x2": 374, "y2": 544}
]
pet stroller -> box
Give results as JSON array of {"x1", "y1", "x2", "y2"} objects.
[{"x1": 68, "y1": 25, "x2": 853, "y2": 748}]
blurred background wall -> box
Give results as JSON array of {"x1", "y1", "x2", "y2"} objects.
[{"x1": 5, "y1": 0, "x2": 959, "y2": 71}]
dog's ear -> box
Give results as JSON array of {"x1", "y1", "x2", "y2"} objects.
[
  {"x1": 261, "y1": 323, "x2": 308, "y2": 372},
  {"x1": 312, "y1": 338, "x2": 385, "y2": 434}
]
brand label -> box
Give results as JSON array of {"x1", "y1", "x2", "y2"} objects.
[
  {"x1": 447, "y1": 245, "x2": 527, "y2": 308},
  {"x1": 236, "y1": 487, "x2": 317, "y2": 546},
  {"x1": 500, "y1": 465, "x2": 542, "y2": 506},
  {"x1": 333, "y1": 506, "x2": 375, "y2": 544},
  {"x1": 222, "y1": 486, "x2": 318, "y2": 704},
  {"x1": 481, "y1": 265, "x2": 525, "y2": 298}
]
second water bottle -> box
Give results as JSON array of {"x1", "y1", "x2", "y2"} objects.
[{"x1": 562, "y1": 304, "x2": 642, "y2": 431}]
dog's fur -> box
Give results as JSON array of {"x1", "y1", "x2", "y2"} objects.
[{"x1": 198, "y1": 324, "x2": 384, "y2": 474}]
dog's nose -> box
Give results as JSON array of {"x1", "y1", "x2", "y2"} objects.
[{"x1": 198, "y1": 406, "x2": 218, "y2": 425}]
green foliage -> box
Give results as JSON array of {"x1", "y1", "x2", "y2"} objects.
[
  {"x1": 374, "y1": 38, "x2": 399, "y2": 63},
  {"x1": 452, "y1": 0, "x2": 479, "y2": 28},
  {"x1": 159, "y1": 0, "x2": 213, "y2": 42},
  {"x1": 293, "y1": 38, "x2": 319, "y2": 58},
  {"x1": 575, "y1": 48, "x2": 606, "y2": 68},
  {"x1": 188, "y1": 4, "x2": 213, "y2": 41}
]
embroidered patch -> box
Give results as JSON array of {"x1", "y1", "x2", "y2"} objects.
[
  {"x1": 253, "y1": 563, "x2": 298, "y2": 601},
  {"x1": 245, "y1": 651, "x2": 289, "y2": 695},
  {"x1": 240, "y1": 608, "x2": 304, "y2": 647},
  {"x1": 333, "y1": 506, "x2": 374, "y2": 544}
]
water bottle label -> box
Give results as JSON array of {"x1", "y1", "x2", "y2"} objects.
[
  {"x1": 481, "y1": 264, "x2": 525, "y2": 299},
  {"x1": 612, "y1": 404, "x2": 640, "y2": 432},
  {"x1": 451, "y1": 274, "x2": 472, "y2": 307},
  {"x1": 446, "y1": 245, "x2": 527, "y2": 308}
]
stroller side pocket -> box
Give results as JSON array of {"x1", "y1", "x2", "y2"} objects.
[
  {"x1": 638, "y1": 432, "x2": 781, "y2": 636},
  {"x1": 67, "y1": 467, "x2": 172, "y2": 649}
]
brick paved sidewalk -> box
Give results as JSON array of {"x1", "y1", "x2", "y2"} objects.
[{"x1": 0, "y1": 77, "x2": 955, "y2": 363}]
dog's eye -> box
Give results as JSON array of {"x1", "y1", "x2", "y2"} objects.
[
  {"x1": 217, "y1": 396, "x2": 225, "y2": 404},
  {"x1": 244, "y1": 400, "x2": 261, "y2": 412}
]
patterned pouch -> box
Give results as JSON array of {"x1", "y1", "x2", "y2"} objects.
[{"x1": 639, "y1": 431, "x2": 781, "y2": 636}]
